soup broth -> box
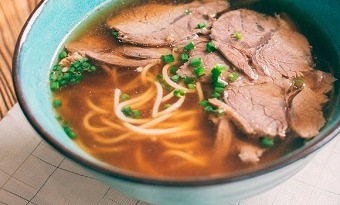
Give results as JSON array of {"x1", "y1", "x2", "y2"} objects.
[{"x1": 51, "y1": 0, "x2": 335, "y2": 178}]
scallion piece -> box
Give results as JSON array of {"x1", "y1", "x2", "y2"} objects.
[
  {"x1": 184, "y1": 42, "x2": 195, "y2": 51},
  {"x1": 180, "y1": 53, "x2": 189, "y2": 62},
  {"x1": 50, "y1": 81, "x2": 60, "y2": 91},
  {"x1": 184, "y1": 76, "x2": 196, "y2": 85},
  {"x1": 170, "y1": 66, "x2": 178, "y2": 75},
  {"x1": 215, "y1": 79, "x2": 228, "y2": 88},
  {"x1": 170, "y1": 75, "x2": 180, "y2": 82},
  {"x1": 233, "y1": 31, "x2": 243, "y2": 40},
  {"x1": 122, "y1": 107, "x2": 132, "y2": 116},
  {"x1": 174, "y1": 89, "x2": 186, "y2": 97},
  {"x1": 204, "y1": 105, "x2": 214, "y2": 112},
  {"x1": 53, "y1": 65, "x2": 62, "y2": 71},
  {"x1": 294, "y1": 79, "x2": 305, "y2": 89},
  {"x1": 197, "y1": 22, "x2": 206, "y2": 29},
  {"x1": 164, "y1": 104, "x2": 171, "y2": 109},
  {"x1": 214, "y1": 86, "x2": 224, "y2": 94},
  {"x1": 229, "y1": 72, "x2": 239, "y2": 81},
  {"x1": 50, "y1": 72, "x2": 58, "y2": 81},
  {"x1": 190, "y1": 57, "x2": 202, "y2": 67},
  {"x1": 185, "y1": 9, "x2": 192, "y2": 15},
  {"x1": 112, "y1": 31, "x2": 119, "y2": 37},
  {"x1": 121, "y1": 94, "x2": 130, "y2": 101},
  {"x1": 63, "y1": 126, "x2": 76, "y2": 139},
  {"x1": 58, "y1": 51, "x2": 68, "y2": 59},
  {"x1": 187, "y1": 84, "x2": 196, "y2": 89},
  {"x1": 131, "y1": 110, "x2": 141, "y2": 118},
  {"x1": 193, "y1": 66, "x2": 206, "y2": 77},
  {"x1": 161, "y1": 54, "x2": 175, "y2": 63},
  {"x1": 155, "y1": 74, "x2": 164, "y2": 83},
  {"x1": 199, "y1": 100, "x2": 209, "y2": 108},
  {"x1": 206, "y1": 41, "x2": 217, "y2": 53},
  {"x1": 52, "y1": 99, "x2": 62, "y2": 108},
  {"x1": 261, "y1": 137, "x2": 274, "y2": 147},
  {"x1": 210, "y1": 92, "x2": 221, "y2": 98}
]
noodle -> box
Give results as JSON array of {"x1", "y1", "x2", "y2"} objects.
[
  {"x1": 83, "y1": 112, "x2": 112, "y2": 132},
  {"x1": 152, "y1": 82, "x2": 163, "y2": 118},
  {"x1": 163, "y1": 150, "x2": 207, "y2": 167},
  {"x1": 196, "y1": 82, "x2": 204, "y2": 102},
  {"x1": 122, "y1": 121, "x2": 190, "y2": 135},
  {"x1": 86, "y1": 98, "x2": 111, "y2": 114},
  {"x1": 157, "y1": 96, "x2": 186, "y2": 116}
]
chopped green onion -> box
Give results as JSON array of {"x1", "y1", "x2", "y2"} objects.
[
  {"x1": 53, "y1": 65, "x2": 62, "y2": 71},
  {"x1": 210, "y1": 92, "x2": 221, "y2": 98},
  {"x1": 206, "y1": 41, "x2": 217, "y2": 53},
  {"x1": 170, "y1": 75, "x2": 180, "y2": 82},
  {"x1": 50, "y1": 72, "x2": 58, "y2": 81},
  {"x1": 112, "y1": 31, "x2": 119, "y2": 37},
  {"x1": 228, "y1": 72, "x2": 239, "y2": 81},
  {"x1": 164, "y1": 104, "x2": 171, "y2": 109},
  {"x1": 55, "y1": 116, "x2": 62, "y2": 121},
  {"x1": 174, "y1": 89, "x2": 186, "y2": 97},
  {"x1": 197, "y1": 22, "x2": 206, "y2": 29},
  {"x1": 185, "y1": 9, "x2": 192, "y2": 15},
  {"x1": 199, "y1": 100, "x2": 209, "y2": 107},
  {"x1": 215, "y1": 79, "x2": 228, "y2": 88},
  {"x1": 233, "y1": 31, "x2": 243, "y2": 40},
  {"x1": 122, "y1": 107, "x2": 132, "y2": 116},
  {"x1": 170, "y1": 66, "x2": 178, "y2": 75},
  {"x1": 184, "y1": 76, "x2": 196, "y2": 85},
  {"x1": 155, "y1": 74, "x2": 164, "y2": 83},
  {"x1": 261, "y1": 137, "x2": 274, "y2": 147},
  {"x1": 121, "y1": 94, "x2": 130, "y2": 101},
  {"x1": 162, "y1": 84, "x2": 173, "y2": 91},
  {"x1": 180, "y1": 53, "x2": 189, "y2": 62},
  {"x1": 63, "y1": 126, "x2": 76, "y2": 139},
  {"x1": 294, "y1": 79, "x2": 305, "y2": 89},
  {"x1": 52, "y1": 99, "x2": 62, "y2": 108},
  {"x1": 161, "y1": 54, "x2": 175, "y2": 63},
  {"x1": 204, "y1": 105, "x2": 214, "y2": 112},
  {"x1": 58, "y1": 51, "x2": 68, "y2": 59},
  {"x1": 193, "y1": 66, "x2": 206, "y2": 77},
  {"x1": 184, "y1": 42, "x2": 195, "y2": 51},
  {"x1": 211, "y1": 64, "x2": 227, "y2": 83},
  {"x1": 214, "y1": 86, "x2": 224, "y2": 94},
  {"x1": 215, "y1": 108, "x2": 225, "y2": 115},
  {"x1": 131, "y1": 110, "x2": 141, "y2": 118},
  {"x1": 190, "y1": 57, "x2": 202, "y2": 67},
  {"x1": 50, "y1": 81, "x2": 60, "y2": 91},
  {"x1": 187, "y1": 83, "x2": 196, "y2": 89}
]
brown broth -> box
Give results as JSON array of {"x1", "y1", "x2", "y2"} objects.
[{"x1": 52, "y1": 1, "x2": 311, "y2": 178}]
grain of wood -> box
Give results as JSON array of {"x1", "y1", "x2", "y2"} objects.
[{"x1": 0, "y1": 0, "x2": 40, "y2": 120}]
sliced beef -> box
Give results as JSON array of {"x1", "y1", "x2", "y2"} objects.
[
  {"x1": 176, "y1": 36, "x2": 231, "y2": 82},
  {"x1": 299, "y1": 70, "x2": 336, "y2": 94},
  {"x1": 289, "y1": 87, "x2": 328, "y2": 138},
  {"x1": 210, "y1": 9, "x2": 312, "y2": 80},
  {"x1": 236, "y1": 140, "x2": 266, "y2": 164},
  {"x1": 66, "y1": 36, "x2": 160, "y2": 68},
  {"x1": 211, "y1": 115, "x2": 266, "y2": 164},
  {"x1": 121, "y1": 46, "x2": 171, "y2": 59},
  {"x1": 209, "y1": 83, "x2": 288, "y2": 138},
  {"x1": 288, "y1": 70, "x2": 335, "y2": 138},
  {"x1": 107, "y1": 1, "x2": 229, "y2": 46}
]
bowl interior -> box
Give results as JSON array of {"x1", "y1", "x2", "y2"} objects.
[{"x1": 13, "y1": 0, "x2": 340, "y2": 184}]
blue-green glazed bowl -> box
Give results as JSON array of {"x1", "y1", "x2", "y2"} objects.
[{"x1": 13, "y1": 0, "x2": 340, "y2": 204}]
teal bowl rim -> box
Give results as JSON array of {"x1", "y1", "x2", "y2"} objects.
[{"x1": 12, "y1": 0, "x2": 340, "y2": 187}]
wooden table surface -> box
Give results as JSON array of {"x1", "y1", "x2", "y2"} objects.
[{"x1": 0, "y1": 0, "x2": 40, "y2": 120}]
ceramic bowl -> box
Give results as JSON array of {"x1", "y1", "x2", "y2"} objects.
[{"x1": 13, "y1": 0, "x2": 340, "y2": 204}]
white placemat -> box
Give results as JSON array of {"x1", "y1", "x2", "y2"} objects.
[{"x1": 0, "y1": 104, "x2": 339, "y2": 205}]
